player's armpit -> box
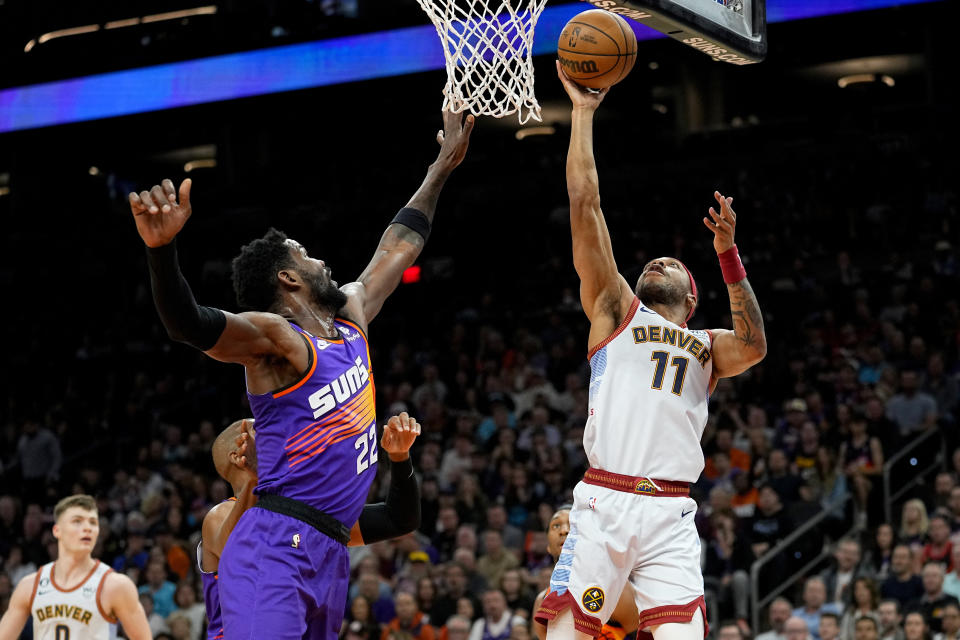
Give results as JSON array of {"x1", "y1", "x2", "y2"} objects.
[
  {"x1": 103, "y1": 574, "x2": 152, "y2": 640},
  {"x1": 204, "y1": 311, "x2": 308, "y2": 368}
]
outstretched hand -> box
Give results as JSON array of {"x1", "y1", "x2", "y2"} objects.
[
  {"x1": 129, "y1": 178, "x2": 193, "y2": 248},
  {"x1": 556, "y1": 60, "x2": 608, "y2": 111},
  {"x1": 435, "y1": 105, "x2": 475, "y2": 172},
  {"x1": 703, "y1": 190, "x2": 737, "y2": 254},
  {"x1": 380, "y1": 412, "x2": 421, "y2": 461}
]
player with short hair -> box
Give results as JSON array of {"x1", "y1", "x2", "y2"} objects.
[
  {"x1": 536, "y1": 64, "x2": 767, "y2": 640},
  {"x1": 199, "y1": 415, "x2": 425, "y2": 639},
  {"x1": 0, "y1": 494, "x2": 152, "y2": 640},
  {"x1": 130, "y1": 108, "x2": 472, "y2": 640}
]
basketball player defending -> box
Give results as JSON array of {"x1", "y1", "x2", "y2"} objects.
[
  {"x1": 130, "y1": 108, "x2": 471, "y2": 640},
  {"x1": 533, "y1": 506, "x2": 639, "y2": 640},
  {"x1": 536, "y1": 64, "x2": 767, "y2": 640},
  {"x1": 0, "y1": 495, "x2": 151, "y2": 640},
  {"x1": 199, "y1": 415, "x2": 423, "y2": 640}
]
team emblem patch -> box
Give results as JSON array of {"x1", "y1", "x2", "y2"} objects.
[
  {"x1": 582, "y1": 587, "x2": 605, "y2": 612},
  {"x1": 634, "y1": 479, "x2": 656, "y2": 495},
  {"x1": 292, "y1": 533, "x2": 301, "y2": 548}
]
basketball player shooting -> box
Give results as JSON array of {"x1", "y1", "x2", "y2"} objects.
[
  {"x1": 199, "y1": 414, "x2": 424, "y2": 640},
  {"x1": 535, "y1": 63, "x2": 767, "y2": 640},
  {"x1": 0, "y1": 495, "x2": 152, "y2": 640},
  {"x1": 129, "y1": 108, "x2": 472, "y2": 640}
]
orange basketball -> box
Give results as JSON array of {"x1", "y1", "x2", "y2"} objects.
[{"x1": 557, "y1": 9, "x2": 637, "y2": 90}]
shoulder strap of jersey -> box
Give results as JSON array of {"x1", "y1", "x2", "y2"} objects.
[{"x1": 95, "y1": 565, "x2": 118, "y2": 624}]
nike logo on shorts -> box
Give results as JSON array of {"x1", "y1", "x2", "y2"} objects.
[{"x1": 681, "y1": 510, "x2": 693, "y2": 518}]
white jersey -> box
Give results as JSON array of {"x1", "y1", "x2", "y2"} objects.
[
  {"x1": 584, "y1": 297, "x2": 714, "y2": 482},
  {"x1": 30, "y1": 561, "x2": 117, "y2": 640}
]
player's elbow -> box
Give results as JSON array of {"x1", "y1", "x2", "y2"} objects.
[{"x1": 568, "y1": 185, "x2": 600, "y2": 209}]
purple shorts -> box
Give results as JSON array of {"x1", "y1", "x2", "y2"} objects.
[{"x1": 219, "y1": 506, "x2": 350, "y2": 640}]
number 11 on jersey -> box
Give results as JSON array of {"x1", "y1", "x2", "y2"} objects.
[{"x1": 650, "y1": 351, "x2": 689, "y2": 396}]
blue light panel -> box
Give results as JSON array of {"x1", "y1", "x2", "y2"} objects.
[{"x1": 0, "y1": 0, "x2": 936, "y2": 134}]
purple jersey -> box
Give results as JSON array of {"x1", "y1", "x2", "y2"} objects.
[
  {"x1": 198, "y1": 498, "x2": 236, "y2": 640},
  {"x1": 248, "y1": 318, "x2": 377, "y2": 527}
]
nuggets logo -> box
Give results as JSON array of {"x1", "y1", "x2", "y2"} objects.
[
  {"x1": 582, "y1": 587, "x2": 605, "y2": 612},
  {"x1": 634, "y1": 479, "x2": 656, "y2": 495}
]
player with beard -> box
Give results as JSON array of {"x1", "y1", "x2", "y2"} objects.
[
  {"x1": 129, "y1": 108, "x2": 472, "y2": 640},
  {"x1": 536, "y1": 65, "x2": 767, "y2": 640}
]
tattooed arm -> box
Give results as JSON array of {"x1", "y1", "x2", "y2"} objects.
[{"x1": 703, "y1": 191, "x2": 767, "y2": 379}]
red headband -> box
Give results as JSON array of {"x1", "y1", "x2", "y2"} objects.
[{"x1": 677, "y1": 260, "x2": 697, "y2": 326}]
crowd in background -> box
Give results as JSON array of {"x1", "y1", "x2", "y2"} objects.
[{"x1": 0, "y1": 102, "x2": 957, "y2": 640}]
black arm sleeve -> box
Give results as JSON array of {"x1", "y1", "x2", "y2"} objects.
[
  {"x1": 145, "y1": 240, "x2": 226, "y2": 351},
  {"x1": 357, "y1": 456, "x2": 420, "y2": 544}
]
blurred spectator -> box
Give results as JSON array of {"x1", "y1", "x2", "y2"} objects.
[
  {"x1": 476, "y1": 530, "x2": 519, "y2": 589},
  {"x1": 819, "y1": 612, "x2": 841, "y2": 640},
  {"x1": 346, "y1": 595, "x2": 384, "y2": 640},
  {"x1": 865, "y1": 525, "x2": 897, "y2": 581},
  {"x1": 786, "y1": 615, "x2": 813, "y2": 640},
  {"x1": 878, "y1": 599, "x2": 906, "y2": 640},
  {"x1": 719, "y1": 620, "x2": 747, "y2": 640},
  {"x1": 756, "y1": 598, "x2": 794, "y2": 640},
  {"x1": 944, "y1": 547, "x2": 960, "y2": 600},
  {"x1": 793, "y1": 576, "x2": 842, "y2": 640},
  {"x1": 840, "y1": 578, "x2": 881, "y2": 640},
  {"x1": 839, "y1": 412, "x2": 884, "y2": 524},
  {"x1": 17, "y1": 418, "x2": 62, "y2": 503},
  {"x1": 485, "y1": 505, "x2": 524, "y2": 551},
  {"x1": 903, "y1": 611, "x2": 928, "y2": 640},
  {"x1": 382, "y1": 591, "x2": 435, "y2": 640},
  {"x1": 886, "y1": 371, "x2": 937, "y2": 439},
  {"x1": 935, "y1": 603, "x2": 960, "y2": 640},
  {"x1": 921, "y1": 516, "x2": 954, "y2": 570},
  {"x1": 499, "y1": 569, "x2": 532, "y2": 617},
  {"x1": 441, "y1": 615, "x2": 473, "y2": 640},
  {"x1": 416, "y1": 577, "x2": 438, "y2": 622},
  {"x1": 766, "y1": 450, "x2": 803, "y2": 504},
  {"x1": 900, "y1": 501, "x2": 930, "y2": 547},
  {"x1": 856, "y1": 616, "x2": 882, "y2": 640},
  {"x1": 822, "y1": 538, "x2": 871, "y2": 607},
  {"x1": 882, "y1": 545, "x2": 925, "y2": 606},
  {"x1": 138, "y1": 560, "x2": 177, "y2": 618},
  {"x1": 703, "y1": 511, "x2": 751, "y2": 629},
  {"x1": 172, "y1": 581, "x2": 205, "y2": 639},
  {"x1": 433, "y1": 563, "x2": 480, "y2": 627},
  {"x1": 356, "y1": 572, "x2": 397, "y2": 625},
  {"x1": 2, "y1": 545, "x2": 35, "y2": 587},
  {"x1": 906, "y1": 563, "x2": 960, "y2": 633},
  {"x1": 140, "y1": 592, "x2": 171, "y2": 638},
  {"x1": 166, "y1": 609, "x2": 193, "y2": 640},
  {"x1": 468, "y1": 590, "x2": 524, "y2": 640}
]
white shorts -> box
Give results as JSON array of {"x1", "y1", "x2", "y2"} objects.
[{"x1": 535, "y1": 481, "x2": 707, "y2": 637}]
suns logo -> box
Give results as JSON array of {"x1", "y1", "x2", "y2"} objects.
[{"x1": 307, "y1": 356, "x2": 370, "y2": 419}]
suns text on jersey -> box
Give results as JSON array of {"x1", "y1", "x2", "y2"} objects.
[
  {"x1": 632, "y1": 325, "x2": 712, "y2": 368},
  {"x1": 307, "y1": 356, "x2": 370, "y2": 419},
  {"x1": 35, "y1": 604, "x2": 94, "y2": 624}
]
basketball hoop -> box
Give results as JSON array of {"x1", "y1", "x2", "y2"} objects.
[{"x1": 416, "y1": 0, "x2": 548, "y2": 124}]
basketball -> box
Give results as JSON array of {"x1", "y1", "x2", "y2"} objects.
[{"x1": 557, "y1": 10, "x2": 637, "y2": 90}]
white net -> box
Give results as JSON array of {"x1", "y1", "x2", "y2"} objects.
[{"x1": 416, "y1": 0, "x2": 548, "y2": 124}]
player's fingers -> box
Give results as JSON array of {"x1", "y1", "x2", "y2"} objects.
[
  {"x1": 714, "y1": 190, "x2": 725, "y2": 206},
  {"x1": 387, "y1": 415, "x2": 400, "y2": 430},
  {"x1": 162, "y1": 178, "x2": 176, "y2": 201},
  {"x1": 463, "y1": 114, "x2": 475, "y2": 137},
  {"x1": 703, "y1": 217, "x2": 719, "y2": 234},
  {"x1": 412, "y1": 420, "x2": 421, "y2": 435},
  {"x1": 140, "y1": 190, "x2": 160, "y2": 213},
  {"x1": 150, "y1": 184, "x2": 171, "y2": 213},
  {"x1": 707, "y1": 207, "x2": 722, "y2": 225},
  {"x1": 179, "y1": 178, "x2": 192, "y2": 210},
  {"x1": 129, "y1": 192, "x2": 146, "y2": 214}
]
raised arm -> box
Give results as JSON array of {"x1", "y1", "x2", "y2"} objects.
[
  {"x1": 556, "y1": 62, "x2": 634, "y2": 344},
  {"x1": 349, "y1": 413, "x2": 422, "y2": 546},
  {"x1": 343, "y1": 110, "x2": 474, "y2": 330},
  {"x1": 703, "y1": 191, "x2": 767, "y2": 378},
  {"x1": 130, "y1": 179, "x2": 309, "y2": 377}
]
